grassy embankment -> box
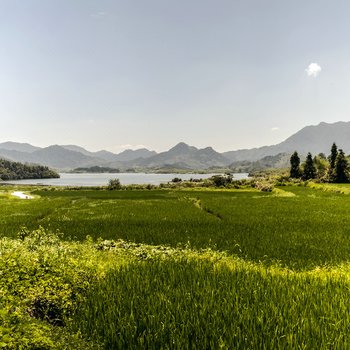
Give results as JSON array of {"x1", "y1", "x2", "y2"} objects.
[{"x1": 2, "y1": 184, "x2": 350, "y2": 348}]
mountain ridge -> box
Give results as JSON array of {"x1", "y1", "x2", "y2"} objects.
[
  {"x1": 132, "y1": 142, "x2": 230, "y2": 169},
  {"x1": 1, "y1": 121, "x2": 350, "y2": 170},
  {"x1": 223, "y1": 121, "x2": 350, "y2": 162}
]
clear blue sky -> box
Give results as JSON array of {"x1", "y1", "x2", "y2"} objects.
[{"x1": 1, "y1": 0, "x2": 350, "y2": 152}]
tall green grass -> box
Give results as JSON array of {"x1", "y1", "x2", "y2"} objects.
[
  {"x1": 3, "y1": 228, "x2": 339, "y2": 349},
  {"x1": 2, "y1": 186, "x2": 350, "y2": 269},
  {"x1": 46, "y1": 187, "x2": 350, "y2": 268},
  {"x1": 75, "y1": 249, "x2": 350, "y2": 349}
]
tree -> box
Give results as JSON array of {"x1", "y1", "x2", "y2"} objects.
[
  {"x1": 302, "y1": 152, "x2": 316, "y2": 180},
  {"x1": 318, "y1": 153, "x2": 326, "y2": 160},
  {"x1": 329, "y1": 142, "x2": 338, "y2": 169},
  {"x1": 0, "y1": 158, "x2": 59, "y2": 180},
  {"x1": 107, "y1": 178, "x2": 122, "y2": 190},
  {"x1": 290, "y1": 151, "x2": 301, "y2": 178},
  {"x1": 313, "y1": 154, "x2": 328, "y2": 178},
  {"x1": 211, "y1": 175, "x2": 232, "y2": 187},
  {"x1": 334, "y1": 149, "x2": 349, "y2": 183}
]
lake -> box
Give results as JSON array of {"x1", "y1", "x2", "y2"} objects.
[{"x1": 2, "y1": 172, "x2": 249, "y2": 187}]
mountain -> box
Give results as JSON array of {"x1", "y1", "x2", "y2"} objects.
[
  {"x1": 223, "y1": 121, "x2": 350, "y2": 162},
  {"x1": 2, "y1": 121, "x2": 350, "y2": 170},
  {"x1": 60, "y1": 145, "x2": 95, "y2": 157},
  {"x1": 114, "y1": 148, "x2": 157, "y2": 162},
  {"x1": 60, "y1": 145, "x2": 118, "y2": 161},
  {"x1": 229, "y1": 153, "x2": 292, "y2": 173},
  {"x1": 0, "y1": 145, "x2": 106, "y2": 170},
  {"x1": 60, "y1": 145, "x2": 156, "y2": 162},
  {"x1": 0, "y1": 149, "x2": 37, "y2": 163},
  {"x1": 134, "y1": 142, "x2": 231, "y2": 169},
  {"x1": 0, "y1": 141, "x2": 40, "y2": 153},
  {"x1": 31, "y1": 146, "x2": 107, "y2": 169},
  {"x1": 94, "y1": 150, "x2": 121, "y2": 161},
  {"x1": 0, "y1": 143, "x2": 158, "y2": 170}
]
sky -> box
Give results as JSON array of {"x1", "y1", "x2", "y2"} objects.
[{"x1": 1, "y1": 0, "x2": 350, "y2": 153}]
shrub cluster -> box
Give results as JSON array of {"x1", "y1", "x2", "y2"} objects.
[{"x1": 0, "y1": 227, "x2": 102, "y2": 349}]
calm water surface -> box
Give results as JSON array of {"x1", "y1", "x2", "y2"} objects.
[{"x1": 2, "y1": 173, "x2": 249, "y2": 187}]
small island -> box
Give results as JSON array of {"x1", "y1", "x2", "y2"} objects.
[
  {"x1": 71, "y1": 166, "x2": 120, "y2": 173},
  {"x1": 0, "y1": 159, "x2": 59, "y2": 180}
]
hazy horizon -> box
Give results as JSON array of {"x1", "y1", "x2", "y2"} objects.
[
  {"x1": 0, "y1": 119, "x2": 347, "y2": 154},
  {"x1": 2, "y1": 1, "x2": 350, "y2": 153}
]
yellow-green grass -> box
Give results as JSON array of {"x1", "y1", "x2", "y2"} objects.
[
  {"x1": 0, "y1": 185, "x2": 350, "y2": 269},
  {"x1": 308, "y1": 181, "x2": 350, "y2": 194},
  {"x1": 2, "y1": 184, "x2": 350, "y2": 348},
  {"x1": 2, "y1": 229, "x2": 350, "y2": 349}
]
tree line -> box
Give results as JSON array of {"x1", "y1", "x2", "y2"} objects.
[
  {"x1": 290, "y1": 142, "x2": 349, "y2": 183},
  {"x1": 0, "y1": 159, "x2": 60, "y2": 181}
]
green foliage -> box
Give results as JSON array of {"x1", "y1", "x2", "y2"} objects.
[
  {"x1": 252, "y1": 180, "x2": 274, "y2": 192},
  {"x1": 318, "y1": 152, "x2": 326, "y2": 160},
  {"x1": 289, "y1": 151, "x2": 300, "y2": 178},
  {"x1": 0, "y1": 159, "x2": 59, "y2": 181},
  {"x1": 107, "y1": 178, "x2": 122, "y2": 190},
  {"x1": 4, "y1": 227, "x2": 350, "y2": 349},
  {"x1": 313, "y1": 154, "x2": 328, "y2": 177},
  {"x1": 302, "y1": 152, "x2": 316, "y2": 180},
  {"x1": 334, "y1": 149, "x2": 349, "y2": 183},
  {"x1": 288, "y1": 144, "x2": 350, "y2": 183},
  {"x1": 0, "y1": 227, "x2": 104, "y2": 349},
  {"x1": 0, "y1": 185, "x2": 349, "y2": 268},
  {"x1": 75, "y1": 255, "x2": 350, "y2": 349},
  {"x1": 210, "y1": 174, "x2": 233, "y2": 187},
  {"x1": 329, "y1": 142, "x2": 338, "y2": 169},
  {"x1": 4, "y1": 187, "x2": 350, "y2": 347},
  {"x1": 73, "y1": 166, "x2": 120, "y2": 173}
]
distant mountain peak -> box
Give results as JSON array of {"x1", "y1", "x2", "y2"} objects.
[
  {"x1": 169, "y1": 142, "x2": 197, "y2": 153},
  {"x1": 114, "y1": 148, "x2": 157, "y2": 161},
  {"x1": 173, "y1": 142, "x2": 190, "y2": 148},
  {"x1": 134, "y1": 142, "x2": 230, "y2": 169}
]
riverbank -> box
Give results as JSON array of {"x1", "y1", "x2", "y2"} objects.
[{"x1": 1, "y1": 172, "x2": 249, "y2": 187}]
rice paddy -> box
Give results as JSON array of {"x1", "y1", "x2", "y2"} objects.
[{"x1": 1, "y1": 183, "x2": 350, "y2": 348}]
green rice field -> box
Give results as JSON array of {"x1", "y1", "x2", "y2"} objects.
[{"x1": 2, "y1": 183, "x2": 350, "y2": 348}]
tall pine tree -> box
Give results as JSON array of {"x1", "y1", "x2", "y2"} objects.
[
  {"x1": 334, "y1": 149, "x2": 349, "y2": 183},
  {"x1": 329, "y1": 142, "x2": 338, "y2": 169},
  {"x1": 302, "y1": 153, "x2": 316, "y2": 180},
  {"x1": 290, "y1": 151, "x2": 301, "y2": 178}
]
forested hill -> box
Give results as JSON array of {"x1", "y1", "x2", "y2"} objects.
[{"x1": 0, "y1": 159, "x2": 59, "y2": 181}]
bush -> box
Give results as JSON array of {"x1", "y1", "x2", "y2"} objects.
[
  {"x1": 107, "y1": 178, "x2": 122, "y2": 190},
  {"x1": 253, "y1": 181, "x2": 274, "y2": 192},
  {"x1": 0, "y1": 227, "x2": 101, "y2": 349},
  {"x1": 211, "y1": 175, "x2": 233, "y2": 187}
]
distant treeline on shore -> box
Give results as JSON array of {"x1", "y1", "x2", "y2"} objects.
[
  {"x1": 71, "y1": 166, "x2": 120, "y2": 173},
  {"x1": 0, "y1": 159, "x2": 59, "y2": 181}
]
